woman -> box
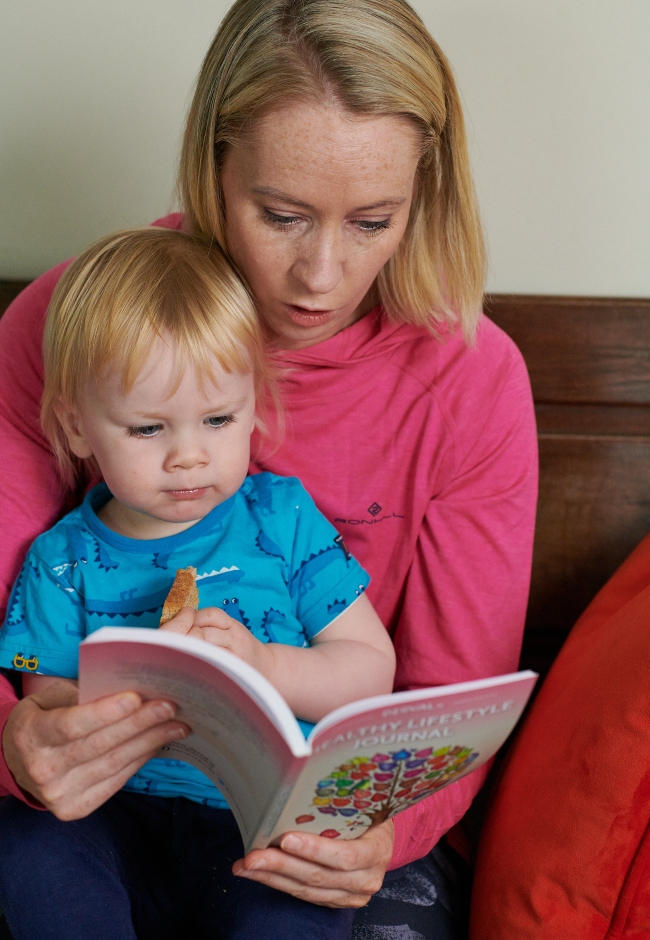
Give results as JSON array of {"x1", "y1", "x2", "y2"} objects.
[{"x1": 0, "y1": 0, "x2": 537, "y2": 935}]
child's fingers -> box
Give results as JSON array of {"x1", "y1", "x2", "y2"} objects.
[
  {"x1": 158, "y1": 607, "x2": 196, "y2": 635},
  {"x1": 193, "y1": 607, "x2": 240, "y2": 630}
]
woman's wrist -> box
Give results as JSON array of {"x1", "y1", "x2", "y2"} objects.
[{"x1": 0, "y1": 698, "x2": 42, "y2": 805}]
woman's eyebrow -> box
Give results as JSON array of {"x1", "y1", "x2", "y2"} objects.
[
  {"x1": 252, "y1": 186, "x2": 406, "y2": 212},
  {"x1": 253, "y1": 186, "x2": 312, "y2": 208}
]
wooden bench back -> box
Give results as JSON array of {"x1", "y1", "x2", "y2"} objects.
[
  {"x1": 487, "y1": 294, "x2": 650, "y2": 674},
  {"x1": 2, "y1": 281, "x2": 649, "y2": 676}
]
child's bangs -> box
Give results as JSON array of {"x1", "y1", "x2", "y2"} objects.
[{"x1": 114, "y1": 299, "x2": 255, "y2": 397}]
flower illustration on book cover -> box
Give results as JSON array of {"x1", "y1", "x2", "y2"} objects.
[{"x1": 295, "y1": 745, "x2": 479, "y2": 837}]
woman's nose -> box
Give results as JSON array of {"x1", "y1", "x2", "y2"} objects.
[{"x1": 291, "y1": 229, "x2": 343, "y2": 295}]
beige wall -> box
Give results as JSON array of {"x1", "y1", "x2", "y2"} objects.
[{"x1": 2, "y1": 1, "x2": 649, "y2": 296}]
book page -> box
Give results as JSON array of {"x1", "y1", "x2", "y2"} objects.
[
  {"x1": 78, "y1": 628, "x2": 308, "y2": 849},
  {"x1": 265, "y1": 672, "x2": 536, "y2": 843}
]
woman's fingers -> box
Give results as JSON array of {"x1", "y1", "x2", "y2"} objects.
[
  {"x1": 233, "y1": 821, "x2": 394, "y2": 907},
  {"x1": 39, "y1": 719, "x2": 188, "y2": 819},
  {"x1": 235, "y1": 863, "x2": 370, "y2": 908},
  {"x1": 50, "y1": 699, "x2": 186, "y2": 770},
  {"x1": 2, "y1": 683, "x2": 189, "y2": 817},
  {"x1": 27, "y1": 680, "x2": 141, "y2": 742},
  {"x1": 235, "y1": 847, "x2": 377, "y2": 906},
  {"x1": 279, "y1": 825, "x2": 394, "y2": 873},
  {"x1": 16, "y1": 682, "x2": 179, "y2": 750},
  {"x1": 52, "y1": 751, "x2": 164, "y2": 820}
]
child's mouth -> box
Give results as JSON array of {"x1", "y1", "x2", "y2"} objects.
[{"x1": 165, "y1": 488, "x2": 208, "y2": 501}]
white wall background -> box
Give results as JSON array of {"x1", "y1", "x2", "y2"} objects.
[{"x1": 1, "y1": 0, "x2": 649, "y2": 296}]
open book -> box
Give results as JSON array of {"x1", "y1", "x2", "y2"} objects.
[{"x1": 79, "y1": 627, "x2": 537, "y2": 852}]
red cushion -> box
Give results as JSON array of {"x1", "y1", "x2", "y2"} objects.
[{"x1": 470, "y1": 533, "x2": 650, "y2": 939}]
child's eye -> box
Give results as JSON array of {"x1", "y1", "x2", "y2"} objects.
[
  {"x1": 205, "y1": 415, "x2": 235, "y2": 429},
  {"x1": 128, "y1": 425, "x2": 162, "y2": 438}
]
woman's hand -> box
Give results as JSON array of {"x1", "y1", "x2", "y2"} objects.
[
  {"x1": 2, "y1": 679, "x2": 189, "y2": 820},
  {"x1": 232, "y1": 819, "x2": 395, "y2": 908}
]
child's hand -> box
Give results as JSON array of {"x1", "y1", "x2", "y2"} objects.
[{"x1": 159, "y1": 607, "x2": 274, "y2": 678}]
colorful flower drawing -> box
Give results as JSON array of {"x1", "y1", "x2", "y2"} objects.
[{"x1": 297, "y1": 746, "x2": 479, "y2": 833}]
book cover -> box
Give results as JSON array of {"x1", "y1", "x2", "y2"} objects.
[{"x1": 79, "y1": 627, "x2": 536, "y2": 851}]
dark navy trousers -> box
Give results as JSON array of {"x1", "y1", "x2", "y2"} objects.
[{"x1": 0, "y1": 793, "x2": 356, "y2": 940}]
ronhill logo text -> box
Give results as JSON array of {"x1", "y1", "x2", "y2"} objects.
[{"x1": 335, "y1": 504, "x2": 404, "y2": 526}]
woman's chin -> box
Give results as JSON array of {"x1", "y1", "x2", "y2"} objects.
[{"x1": 266, "y1": 304, "x2": 362, "y2": 349}]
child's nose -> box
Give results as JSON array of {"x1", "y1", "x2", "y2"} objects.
[{"x1": 164, "y1": 435, "x2": 208, "y2": 471}]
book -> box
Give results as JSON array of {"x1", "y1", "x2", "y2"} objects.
[{"x1": 78, "y1": 627, "x2": 537, "y2": 852}]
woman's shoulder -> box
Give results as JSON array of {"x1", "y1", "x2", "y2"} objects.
[
  {"x1": 0, "y1": 215, "x2": 183, "y2": 343},
  {"x1": 0, "y1": 259, "x2": 74, "y2": 341},
  {"x1": 369, "y1": 312, "x2": 536, "y2": 470},
  {"x1": 391, "y1": 311, "x2": 529, "y2": 403},
  {"x1": 151, "y1": 212, "x2": 184, "y2": 231}
]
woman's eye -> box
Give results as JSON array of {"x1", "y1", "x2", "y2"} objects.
[
  {"x1": 263, "y1": 209, "x2": 302, "y2": 228},
  {"x1": 354, "y1": 218, "x2": 393, "y2": 233},
  {"x1": 128, "y1": 425, "x2": 162, "y2": 438},
  {"x1": 205, "y1": 415, "x2": 235, "y2": 429}
]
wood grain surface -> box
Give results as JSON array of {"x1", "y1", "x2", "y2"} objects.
[{"x1": 486, "y1": 294, "x2": 650, "y2": 674}]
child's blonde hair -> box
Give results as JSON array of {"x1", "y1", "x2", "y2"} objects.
[
  {"x1": 180, "y1": 0, "x2": 486, "y2": 341},
  {"x1": 42, "y1": 227, "x2": 273, "y2": 484}
]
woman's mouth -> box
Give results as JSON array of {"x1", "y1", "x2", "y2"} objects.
[
  {"x1": 284, "y1": 304, "x2": 335, "y2": 326},
  {"x1": 164, "y1": 488, "x2": 208, "y2": 501}
]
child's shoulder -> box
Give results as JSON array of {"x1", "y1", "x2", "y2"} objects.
[
  {"x1": 237, "y1": 473, "x2": 323, "y2": 538},
  {"x1": 239, "y1": 472, "x2": 311, "y2": 507},
  {"x1": 27, "y1": 502, "x2": 90, "y2": 568}
]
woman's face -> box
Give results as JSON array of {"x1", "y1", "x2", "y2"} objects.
[{"x1": 221, "y1": 101, "x2": 422, "y2": 349}]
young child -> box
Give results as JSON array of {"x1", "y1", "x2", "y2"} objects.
[{"x1": 0, "y1": 228, "x2": 395, "y2": 940}]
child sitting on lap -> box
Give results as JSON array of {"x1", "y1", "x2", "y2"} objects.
[{"x1": 0, "y1": 228, "x2": 395, "y2": 940}]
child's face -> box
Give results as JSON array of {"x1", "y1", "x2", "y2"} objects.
[{"x1": 59, "y1": 335, "x2": 256, "y2": 528}]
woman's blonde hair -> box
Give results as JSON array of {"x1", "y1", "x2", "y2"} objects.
[
  {"x1": 180, "y1": 0, "x2": 486, "y2": 341},
  {"x1": 42, "y1": 227, "x2": 273, "y2": 483}
]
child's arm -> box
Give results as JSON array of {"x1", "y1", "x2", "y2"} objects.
[{"x1": 161, "y1": 595, "x2": 396, "y2": 723}]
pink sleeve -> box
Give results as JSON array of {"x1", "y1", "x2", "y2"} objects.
[
  {"x1": 390, "y1": 765, "x2": 491, "y2": 869},
  {"x1": 0, "y1": 674, "x2": 43, "y2": 806},
  {"x1": 0, "y1": 264, "x2": 76, "y2": 805},
  {"x1": 0, "y1": 674, "x2": 19, "y2": 797},
  {"x1": 0, "y1": 262, "x2": 77, "y2": 621},
  {"x1": 390, "y1": 334, "x2": 538, "y2": 869}
]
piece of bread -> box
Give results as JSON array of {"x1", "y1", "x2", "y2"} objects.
[{"x1": 160, "y1": 567, "x2": 199, "y2": 624}]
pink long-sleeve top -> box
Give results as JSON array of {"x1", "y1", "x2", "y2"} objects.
[{"x1": 0, "y1": 215, "x2": 538, "y2": 868}]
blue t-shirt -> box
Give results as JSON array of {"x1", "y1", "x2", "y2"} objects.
[{"x1": 0, "y1": 473, "x2": 369, "y2": 807}]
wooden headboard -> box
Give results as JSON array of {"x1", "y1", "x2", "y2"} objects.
[{"x1": 2, "y1": 281, "x2": 649, "y2": 676}]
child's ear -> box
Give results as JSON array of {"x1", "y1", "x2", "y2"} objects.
[{"x1": 53, "y1": 400, "x2": 94, "y2": 459}]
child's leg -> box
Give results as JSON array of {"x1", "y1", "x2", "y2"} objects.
[
  {"x1": 174, "y1": 800, "x2": 354, "y2": 940},
  {"x1": 173, "y1": 801, "x2": 355, "y2": 940},
  {"x1": 0, "y1": 793, "x2": 178, "y2": 940}
]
